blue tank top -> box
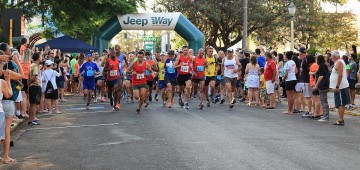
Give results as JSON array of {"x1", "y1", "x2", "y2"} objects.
[{"x1": 165, "y1": 58, "x2": 177, "y2": 79}]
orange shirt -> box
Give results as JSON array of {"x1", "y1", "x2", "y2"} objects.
[
  {"x1": 74, "y1": 62, "x2": 79, "y2": 77},
  {"x1": 20, "y1": 60, "x2": 31, "y2": 79},
  {"x1": 310, "y1": 63, "x2": 319, "y2": 86},
  {"x1": 20, "y1": 45, "x2": 27, "y2": 56}
]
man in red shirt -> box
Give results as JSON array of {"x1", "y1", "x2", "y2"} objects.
[{"x1": 264, "y1": 53, "x2": 277, "y2": 109}]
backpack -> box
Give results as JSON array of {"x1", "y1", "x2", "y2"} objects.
[{"x1": 44, "y1": 71, "x2": 55, "y2": 98}]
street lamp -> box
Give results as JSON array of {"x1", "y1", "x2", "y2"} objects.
[{"x1": 288, "y1": 2, "x2": 296, "y2": 51}]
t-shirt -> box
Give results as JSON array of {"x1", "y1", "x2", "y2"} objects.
[
  {"x1": 165, "y1": 58, "x2": 177, "y2": 79},
  {"x1": 158, "y1": 62, "x2": 165, "y2": 80},
  {"x1": 260, "y1": 74, "x2": 266, "y2": 89},
  {"x1": 42, "y1": 69, "x2": 60, "y2": 90},
  {"x1": 284, "y1": 60, "x2": 296, "y2": 81},
  {"x1": 309, "y1": 63, "x2": 319, "y2": 86},
  {"x1": 240, "y1": 57, "x2": 250, "y2": 79},
  {"x1": 20, "y1": 60, "x2": 31, "y2": 79},
  {"x1": 70, "y1": 58, "x2": 76, "y2": 74},
  {"x1": 29, "y1": 63, "x2": 42, "y2": 87},
  {"x1": 79, "y1": 62, "x2": 99, "y2": 81},
  {"x1": 316, "y1": 64, "x2": 329, "y2": 90},
  {"x1": 257, "y1": 56, "x2": 266, "y2": 68},
  {"x1": 205, "y1": 57, "x2": 216, "y2": 77},
  {"x1": 95, "y1": 60, "x2": 104, "y2": 78},
  {"x1": 300, "y1": 58, "x2": 310, "y2": 83},
  {"x1": 264, "y1": 59, "x2": 276, "y2": 81},
  {"x1": 349, "y1": 61, "x2": 357, "y2": 80}
]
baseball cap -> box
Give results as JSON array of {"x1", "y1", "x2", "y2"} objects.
[
  {"x1": 160, "y1": 52, "x2": 166, "y2": 56},
  {"x1": 45, "y1": 60, "x2": 54, "y2": 66},
  {"x1": 103, "y1": 49, "x2": 108, "y2": 52},
  {"x1": 227, "y1": 48, "x2": 234, "y2": 52},
  {"x1": 86, "y1": 53, "x2": 92, "y2": 57},
  {"x1": 242, "y1": 49, "x2": 250, "y2": 54},
  {"x1": 299, "y1": 47, "x2": 307, "y2": 53}
]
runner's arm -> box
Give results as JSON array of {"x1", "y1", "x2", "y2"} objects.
[
  {"x1": 174, "y1": 57, "x2": 181, "y2": 68},
  {"x1": 221, "y1": 58, "x2": 225, "y2": 76}
]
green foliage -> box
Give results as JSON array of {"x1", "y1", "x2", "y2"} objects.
[
  {"x1": 307, "y1": 47, "x2": 320, "y2": 56},
  {"x1": 171, "y1": 33, "x2": 187, "y2": 51}
]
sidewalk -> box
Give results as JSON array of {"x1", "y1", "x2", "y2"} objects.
[{"x1": 327, "y1": 93, "x2": 360, "y2": 116}]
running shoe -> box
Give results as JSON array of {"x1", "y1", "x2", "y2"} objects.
[
  {"x1": 86, "y1": 105, "x2": 90, "y2": 110},
  {"x1": 184, "y1": 102, "x2": 189, "y2": 110},
  {"x1": 214, "y1": 98, "x2": 219, "y2": 104},
  {"x1": 149, "y1": 95, "x2": 152, "y2": 102},
  {"x1": 28, "y1": 120, "x2": 40, "y2": 126},
  {"x1": 115, "y1": 103, "x2": 121, "y2": 110},
  {"x1": 101, "y1": 97, "x2": 106, "y2": 102},
  {"x1": 179, "y1": 99, "x2": 184, "y2": 106},
  {"x1": 162, "y1": 101, "x2": 166, "y2": 107},
  {"x1": 302, "y1": 112, "x2": 312, "y2": 118},
  {"x1": 199, "y1": 103, "x2": 204, "y2": 110},
  {"x1": 94, "y1": 98, "x2": 98, "y2": 103},
  {"x1": 145, "y1": 103, "x2": 149, "y2": 107},
  {"x1": 220, "y1": 99, "x2": 225, "y2": 104},
  {"x1": 136, "y1": 109, "x2": 141, "y2": 114},
  {"x1": 207, "y1": 101, "x2": 210, "y2": 107},
  {"x1": 168, "y1": 101, "x2": 173, "y2": 108},
  {"x1": 131, "y1": 97, "x2": 134, "y2": 103},
  {"x1": 229, "y1": 104, "x2": 234, "y2": 109},
  {"x1": 318, "y1": 118, "x2": 330, "y2": 123},
  {"x1": 154, "y1": 94, "x2": 158, "y2": 101}
]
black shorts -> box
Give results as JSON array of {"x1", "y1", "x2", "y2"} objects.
[
  {"x1": 107, "y1": 79, "x2": 119, "y2": 89},
  {"x1": 205, "y1": 76, "x2": 215, "y2": 86},
  {"x1": 285, "y1": 80, "x2": 297, "y2": 91},
  {"x1": 348, "y1": 79, "x2": 356, "y2": 89},
  {"x1": 73, "y1": 76, "x2": 79, "y2": 83},
  {"x1": 95, "y1": 76, "x2": 105, "y2": 83},
  {"x1": 312, "y1": 89, "x2": 320, "y2": 95},
  {"x1": 165, "y1": 78, "x2": 177, "y2": 86},
  {"x1": 29, "y1": 86, "x2": 41, "y2": 104},
  {"x1": 147, "y1": 80, "x2": 154, "y2": 88},
  {"x1": 177, "y1": 74, "x2": 191, "y2": 86},
  {"x1": 21, "y1": 79, "x2": 28, "y2": 92},
  {"x1": 45, "y1": 89, "x2": 59, "y2": 100},
  {"x1": 192, "y1": 78, "x2": 204, "y2": 84}
]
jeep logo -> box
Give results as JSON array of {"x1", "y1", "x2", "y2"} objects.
[{"x1": 123, "y1": 16, "x2": 148, "y2": 26}]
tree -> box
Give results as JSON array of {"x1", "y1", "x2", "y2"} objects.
[{"x1": 155, "y1": 0, "x2": 296, "y2": 52}]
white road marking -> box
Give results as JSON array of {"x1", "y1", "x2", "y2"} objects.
[{"x1": 29, "y1": 123, "x2": 119, "y2": 130}]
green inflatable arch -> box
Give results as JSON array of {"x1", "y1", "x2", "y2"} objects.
[{"x1": 93, "y1": 13, "x2": 204, "y2": 54}]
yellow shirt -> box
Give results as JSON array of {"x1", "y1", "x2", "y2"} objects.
[
  {"x1": 158, "y1": 62, "x2": 165, "y2": 80},
  {"x1": 205, "y1": 56, "x2": 216, "y2": 77},
  {"x1": 260, "y1": 74, "x2": 266, "y2": 89}
]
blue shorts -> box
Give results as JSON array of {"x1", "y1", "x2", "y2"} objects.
[
  {"x1": 158, "y1": 80, "x2": 166, "y2": 89},
  {"x1": 83, "y1": 80, "x2": 95, "y2": 90},
  {"x1": 334, "y1": 88, "x2": 350, "y2": 108},
  {"x1": 0, "y1": 112, "x2": 5, "y2": 140},
  {"x1": 2, "y1": 100, "x2": 15, "y2": 117}
]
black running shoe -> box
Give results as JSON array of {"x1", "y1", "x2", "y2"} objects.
[
  {"x1": 136, "y1": 109, "x2": 141, "y2": 114},
  {"x1": 179, "y1": 99, "x2": 184, "y2": 106},
  {"x1": 220, "y1": 99, "x2": 225, "y2": 104}
]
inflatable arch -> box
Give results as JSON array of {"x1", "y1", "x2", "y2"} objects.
[{"x1": 93, "y1": 13, "x2": 204, "y2": 54}]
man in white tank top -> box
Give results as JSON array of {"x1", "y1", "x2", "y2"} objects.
[
  {"x1": 330, "y1": 50, "x2": 350, "y2": 126},
  {"x1": 221, "y1": 48, "x2": 241, "y2": 108}
]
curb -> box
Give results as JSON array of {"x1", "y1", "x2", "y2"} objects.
[
  {"x1": 10, "y1": 118, "x2": 27, "y2": 133},
  {"x1": 345, "y1": 111, "x2": 360, "y2": 116}
]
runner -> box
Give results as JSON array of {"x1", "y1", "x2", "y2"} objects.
[
  {"x1": 93, "y1": 52, "x2": 105, "y2": 103},
  {"x1": 164, "y1": 50, "x2": 178, "y2": 108},
  {"x1": 103, "y1": 49, "x2": 121, "y2": 110},
  {"x1": 216, "y1": 50, "x2": 226, "y2": 104},
  {"x1": 79, "y1": 53, "x2": 99, "y2": 109},
  {"x1": 156, "y1": 52, "x2": 167, "y2": 106},
  {"x1": 144, "y1": 51, "x2": 157, "y2": 107},
  {"x1": 127, "y1": 51, "x2": 154, "y2": 113},
  {"x1": 204, "y1": 46, "x2": 217, "y2": 106},
  {"x1": 192, "y1": 48, "x2": 206, "y2": 109},
  {"x1": 154, "y1": 51, "x2": 161, "y2": 101},
  {"x1": 115, "y1": 45, "x2": 124, "y2": 107},
  {"x1": 174, "y1": 45, "x2": 192, "y2": 109},
  {"x1": 125, "y1": 53, "x2": 135, "y2": 103},
  {"x1": 222, "y1": 48, "x2": 241, "y2": 108}
]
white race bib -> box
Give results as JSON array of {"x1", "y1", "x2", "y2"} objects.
[
  {"x1": 181, "y1": 66, "x2": 189, "y2": 72},
  {"x1": 109, "y1": 70, "x2": 118, "y2": 76},
  {"x1": 136, "y1": 73, "x2": 144, "y2": 79}
]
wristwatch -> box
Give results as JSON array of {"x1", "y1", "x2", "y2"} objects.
[{"x1": 336, "y1": 85, "x2": 339, "y2": 89}]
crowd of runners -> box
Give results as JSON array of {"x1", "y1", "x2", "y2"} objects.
[{"x1": 0, "y1": 38, "x2": 358, "y2": 163}]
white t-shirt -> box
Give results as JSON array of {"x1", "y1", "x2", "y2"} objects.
[
  {"x1": 41, "y1": 69, "x2": 61, "y2": 92},
  {"x1": 284, "y1": 60, "x2": 297, "y2": 81}
]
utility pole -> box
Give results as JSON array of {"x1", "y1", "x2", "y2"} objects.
[{"x1": 242, "y1": 0, "x2": 248, "y2": 50}]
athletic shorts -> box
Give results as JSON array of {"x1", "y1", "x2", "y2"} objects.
[
  {"x1": 165, "y1": 78, "x2": 177, "y2": 86},
  {"x1": 132, "y1": 84, "x2": 148, "y2": 90},
  {"x1": 296, "y1": 82, "x2": 312, "y2": 97},
  {"x1": 236, "y1": 80, "x2": 242, "y2": 88},
  {"x1": 57, "y1": 81, "x2": 65, "y2": 88},
  {"x1": 15, "y1": 92, "x2": 22, "y2": 103},
  {"x1": 21, "y1": 79, "x2": 28, "y2": 92},
  {"x1": 29, "y1": 86, "x2": 41, "y2": 104},
  {"x1": 147, "y1": 80, "x2": 154, "y2": 88},
  {"x1": 72, "y1": 76, "x2": 79, "y2": 83},
  {"x1": 45, "y1": 89, "x2": 59, "y2": 100},
  {"x1": 83, "y1": 80, "x2": 95, "y2": 90},
  {"x1": 177, "y1": 74, "x2": 192, "y2": 86},
  {"x1": 205, "y1": 76, "x2": 215, "y2": 86},
  {"x1": 158, "y1": 80, "x2": 166, "y2": 89},
  {"x1": 95, "y1": 76, "x2": 105, "y2": 82},
  {"x1": 266, "y1": 80, "x2": 275, "y2": 94},
  {"x1": 107, "y1": 79, "x2": 119, "y2": 89},
  {"x1": 348, "y1": 79, "x2": 356, "y2": 89},
  {"x1": 224, "y1": 77, "x2": 237, "y2": 87},
  {"x1": 192, "y1": 78, "x2": 204, "y2": 84},
  {"x1": 312, "y1": 89, "x2": 320, "y2": 96},
  {"x1": 285, "y1": 80, "x2": 297, "y2": 91},
  {"x1": 334, "y1": 88, "x2": 350, "y2": 108}
]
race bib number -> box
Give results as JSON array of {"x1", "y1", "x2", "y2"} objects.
[
  {"x1": 109, "y1": 70, "x2": 118, "y2": 77},
  {"x1": 167, "y1": 67, "x2": 175, "y2": 74},
  {"x1": 136, "y1": 73, "x2": 144, "y2": 79},
  {"x1": 197, "y1": 66, "x2": 204, "y2": 72},
  {"x1": 181, "y1": 66, "x2": 189, "y2": 72},
  {"x1": 226, "y1": 65, "x2": 235, "y2": 70},
  {"x1": 87, "y1": 70, "x2": 94, "y2": 77},
  {"x1": 146, "y1": 70, "x2": 150, "y2": 75}
]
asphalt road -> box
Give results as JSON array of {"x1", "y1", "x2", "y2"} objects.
[{"x1": 2, "y1": 95, "x2": 360, "y2": 170}]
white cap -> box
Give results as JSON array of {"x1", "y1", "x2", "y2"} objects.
[{"x1": 45, "y1": 60, "x2": 54, "y2": 66}]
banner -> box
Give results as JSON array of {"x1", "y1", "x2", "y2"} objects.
[{"x1": 118, "y1": 13, "x2": 180, "y2": 30}]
